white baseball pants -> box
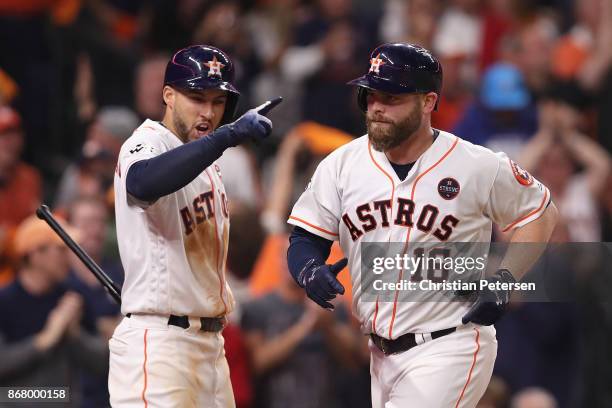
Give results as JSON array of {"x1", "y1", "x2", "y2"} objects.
[
  {"x1": 108, "y1": 314, "x2": 235, "y2": 408},
  {"x1": 370, "y1": 323, "x2": 497, "y2": 408}
]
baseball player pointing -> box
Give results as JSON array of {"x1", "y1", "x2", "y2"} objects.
[
  {"x1": 287, "y1": 43, "x2": 558, "y2": 407},
  {"x1": 110, "y1": 45, "x2": 277, "y2": 407}
]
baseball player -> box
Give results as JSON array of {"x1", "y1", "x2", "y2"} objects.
[
  {"x1": 109, "y1": 45, "x2": 276, "y2": 407},
  {"x1": 287, "y1": 43, "x2": 559, "y2": 408}
]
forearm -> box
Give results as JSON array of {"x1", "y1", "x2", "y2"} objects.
[
  {"x1": 562, "y1": 131, "x2": 611, "y2": 194},
  {"x1": 518, "y1": 131, "x2": 553, "y2": 172},
  {"x1": 287, "y1": 226, "x2": 333, "y2": 285},
  {"x1": 126, "y1": 133, "x2": 228, "y2": 202},
  {"x1": 499, "y1": 203, "x2": 558, "y2": 280},
  {"x1": 0, "y1": 337, "x2": 44, "y2": 380},
  {"x1": 249, "y1": 320, "x2": 312, "y2": 374},
  {"x1": 578, "y1": 55, "x2": 612, "y2": 90},
  {"x1": 263, "y1": 134, "x2": 302, "y2": 231}
]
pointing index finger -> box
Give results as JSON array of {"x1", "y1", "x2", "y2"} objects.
[{"x1": 255, "y1": 96, "x2": 283, "y2": 116}]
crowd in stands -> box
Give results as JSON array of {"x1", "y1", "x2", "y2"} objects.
[{"x1": 1, "y1": 0, "x2": 612, "y2": 407}]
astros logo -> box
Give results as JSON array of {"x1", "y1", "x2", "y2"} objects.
[
  {"x1": 205, "y1": 56, "x2": 225, "y2": 78},
  {"x1": 369, "y1": 54, "x2": 385, "y2": 74},
  {"x1": 510, "y1": 160, "x2": 533, "y2": 186}
]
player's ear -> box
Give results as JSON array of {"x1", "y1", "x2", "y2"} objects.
[
  {"x1": 422, "y1": 92, "x2": 438, "y2": 114},
  {"x1": 163, "y1": 85, "x2": 175, "y2": 109}
]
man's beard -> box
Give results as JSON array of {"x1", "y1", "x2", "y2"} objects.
[
  {"x1": 366, "y1": 104, "x2": 422, "y2": 152},
  {"x1": 173, "y1": 108, "x2": 191, "y2": 143}
]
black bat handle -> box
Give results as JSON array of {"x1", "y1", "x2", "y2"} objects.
[{"x1": 36, "y1": 205, "x2": 122, "y2": 305}]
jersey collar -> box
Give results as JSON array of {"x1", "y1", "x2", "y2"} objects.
[{"x1": 368, "y1": 129, "x2": 448, "y2": 186}]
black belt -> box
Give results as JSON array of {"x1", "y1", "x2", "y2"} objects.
[
  {"x1": 126, "y1": 313, "x2": 226, "y2": 332},
  {"x1": 370, "y1": 327, "x2": 456, "y2": 356}
]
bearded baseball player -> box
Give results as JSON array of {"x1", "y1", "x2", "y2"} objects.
[
  {"x1": 287, "y1": 43, "x2": 558, "y2": 407},
  {"x1": 109, "y1": 45, "x2": 278, "y2": 407}
]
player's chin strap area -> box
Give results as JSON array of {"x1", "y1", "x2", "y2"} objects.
[{"x1": 370, "y1": 327, "x2": 457, "y2": 356}]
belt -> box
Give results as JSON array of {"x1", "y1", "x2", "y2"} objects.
[
  {"x1": 370, "y1": 327, "x2": 456, "y2": 356},
  {"x1": 126, "y1": 313, "x2": 226, "y2": 332}
]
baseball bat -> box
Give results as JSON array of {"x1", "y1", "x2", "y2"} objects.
[{"x1": 36, "y1": 205, "x2": 122, "y2": 305}]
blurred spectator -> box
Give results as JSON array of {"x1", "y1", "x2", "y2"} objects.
[
  {"x1": 78, "y1": 0, "x2": 147, "y2": 107},
  {"x1": 510, "y1": 387, "x2": 558, "y2": 408},
  {"x1": 192, "y1": 0, "x2": 261, "y2": 110},
  {"x1": 217, "y1": 148, "x2": 262, "y2": 209},
  {"x1": 262, "y1": 122, "x2": 353, "y2": 228},
  {"x1": 243, "y1": 121, "x2": 369, "y2": 407},
  {"x1": 494, "y1": 265, "x2": 580, "y2": 406},
  {"x1": 0, "y1": 215, "x2": 107, "y2": 406},
  {"x1": 0, "y1": 0, "x2": 81, "y2": 171},
  {"x1": 248, "y1": 0, "x2": 305, "y2": 138},
  {"x1": 241, "y1": 271, "x2": 359, "y2": 408},
  {"x1": 479, "y1": 0, "x2": 517, "y2": 72},
  {"x1": 551, "y1": 0, "x2": 612, "y2": 91},
  {"x1": 413, "y1": 0, "x2": 474, "y2": 132},
  {"x1": 519, "y1": 94, "x2": 611, "y2": 242},
  {"x1": 0, "y1": 106, "x2": 42, "y2": 228},
  {"x1": 433, "y1": 0, "x2": 483, "y2": 84},
  {"x1": 65, "y1": 195, "x2": 122, "y2": 339},
  {"x1": 431, "y1": 54, "x2": 473, "y2": 131},
  {"x1": 64, "y1": 195, "x2": 122, "y2": 407},
  {"x1": 224, "y1": 204, "x2": 266, "y2": 408},
  {"x1": 496, "y1": 13, "x2": 560, "y2": 99},
  {"x1": 279, "y1": 0, "x2": 375, "y2": 135},
  {"x1": 133, "y1": 54, "x2": 168, "y2": 121},
  {"x1": 254, "y1": 123, "x2": 353, "y2": 303},
  {"x1": 0, "y1": 106, "x2": 42, "y2": 285},
  {"x1": 380, "y1": 0, "x2": 440, "y2": 48},
  {"x1": 223, "y1": 323, "x2": 254, "y2": 408},
  {"x1": 54, "y1": 106, "x2": 138, "y2": 210},
  {"x1": 453, "y1": 63, "x2": 537, "y2": 158},
  {"x1": 226, "y1": 203, "x2": 266, "y2": 318}
]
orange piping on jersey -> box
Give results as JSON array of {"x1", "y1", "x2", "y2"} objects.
[
  {"x1": 388, "y1": 136, "x2": 459, "y2": 339},
  {"x1": 367, "y1": 141, "x2": 396, "y2": 211},
  {"x1": 205, "y1": 170, "x2": 228, "y2": 315},
  {"x1": 454, "y1": 327, "x2": 481, "y2": 408},
  {"x1": 372, "y1": 297, "x2": 380, "y2": 334},
  {"x1": 501, "y1": 188, "x2": 549, "y2": 232},
  {"x1": 288, "y1": 216, "x2": 338, "y2": 237},
  {"x1": 141, "y1": 329, "x2": 149, "y2": 408},
  {"x1": 367, "y1": 141, "x2": 396, "y2": 336}
]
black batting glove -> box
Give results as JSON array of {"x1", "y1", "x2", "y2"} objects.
[
  {"x1": 461, "y1": 269, "x2": 516, "y2": 326},
  {"x1": 215, "y1": 109, "x2": 272, "y2": 147},
  {"x1": 298, "y1": 258, "x2": 348, "y2": 310}
]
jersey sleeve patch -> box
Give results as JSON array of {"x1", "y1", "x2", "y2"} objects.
[
  {"x1": 127, "y1": 142, "x2": 156, "y2": 155},
  {"x1": 510, "y1": 160, "x2": 533, "y2": 186}
]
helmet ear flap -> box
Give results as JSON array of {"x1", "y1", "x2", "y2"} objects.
[
  {"x1": 357, "y1": 87, "x2": 368, "y2": 112},
  {"x1": 220, "y1": 93, "x2": 239, "y2": 126}
]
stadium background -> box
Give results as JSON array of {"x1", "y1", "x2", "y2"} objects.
[{"x1": 1, "y1": 0, "x2": 611, "y2": 407}]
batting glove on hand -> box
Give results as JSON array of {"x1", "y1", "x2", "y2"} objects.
[
  {"x1": 461, "y1": 269, "x2": 516, "y2": 326},
  {"x1": 227, "y1": 109, "x2": 273, "y2": 146},
  {"x1": 298, "y1": 258, "x2": 348, "y2": 310}
]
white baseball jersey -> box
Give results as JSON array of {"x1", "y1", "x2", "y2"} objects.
[
  {"x1": 289, "y1": 130, "x2": 550, "y2": 339},
  {"x1": 114, "y1": 119, "x2": 234, "y2": 318}
]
